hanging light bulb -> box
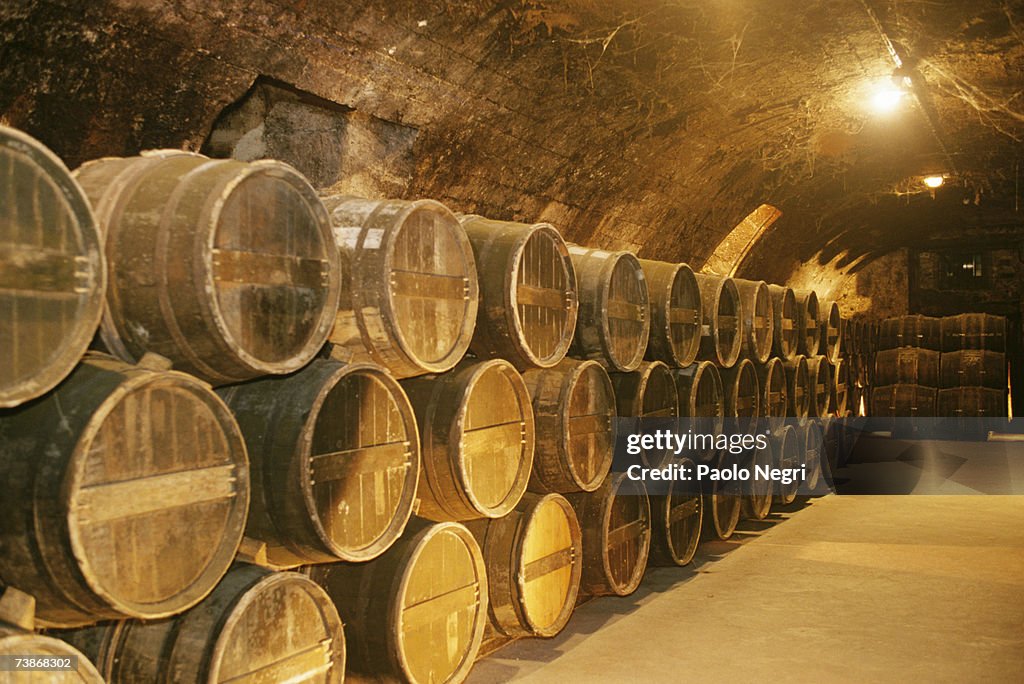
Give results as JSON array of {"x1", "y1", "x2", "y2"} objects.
[{"x1": 923, "y1": 175, "x2": 944, "y2": 189}]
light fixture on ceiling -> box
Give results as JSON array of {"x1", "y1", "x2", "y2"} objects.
[
  {"x1": 922, "y1": 175, "x2": 945, "y2": 189},
  {"x1": 870, "y1": 85, "x2": 905, "y2": 114}
]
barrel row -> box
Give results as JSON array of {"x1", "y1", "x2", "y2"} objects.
[{"x1": 877, "y1": 313, "x2": 1007, "y2": 352}]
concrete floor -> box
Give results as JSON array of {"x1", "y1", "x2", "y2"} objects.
[{"x1": 470, "y1": 495, "x2": 1024, "y2": 683}]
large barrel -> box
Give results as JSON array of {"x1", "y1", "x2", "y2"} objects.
[
  {"x1": 940, "y1": 313, "x2": 1006, "y2": 352},
  {"x1": 806, "y1": 355, "x2": 833, "y2": 419},
  {"x1": 648, "y1": 456, "x2": 703, "y2": 567},
  {"x1": 772, "y1": 425, "x2": 801, "y2": 505},
  {"x1": 522, "y1": 359, "x2": 614, "y2": 494},
  {"x1": 874, "y1": 348, "x2": 940, "y2": 386},
  {"x1": 467, "y1": 493, "x2": 582, "y2": 638},
  {"x1": 0, "y1": 354, "x2": 249, "y2": 628},
  {"x1": 701, "y1": 451, "x2": 742, "y2": 541},
  {"x1": 0, "y1": 125, "x2": 106, "y2": 408},
  {"x1": 640, "y1": 260, "x2": 702, "y2": 366},
  {"x1": 218, "y1": 359, "x2": 419, "y2": 566},
  {"x1": 742, "y1": 438, "x2": 774, "y2": 521},
  {"x1": 693, "y1": 273, "x2": 742, "y2": 368},
  {"x1": 63, "y1": 565, "x2": 345, "y2": 684},
  {"x1": 734, "y1": 278, "x2": 774, "y2": 363},
  {"x1": 794, "y1": 289, "x2": 820, "y2": 357},
  {"x1": 673, "y1": 361, "x2": 725, "y2": 438},
  {"x1": 611, "y1": 361, "x2": 679, "y2": 467},
  {"x1": 871, "y1": 384, "x2": 938, "y2": 418},
  {"x1": 784, "y1": 355, "x2": 811, "y2": 421},
  {"x1": 460, "y1": 215, "x2": 577, "y2": 369},
  {"x1": 310, "y1": 519, "x2": 485, "y2": 684},
  {"x1": 401, "y1": 359, "x2": 534, "y2": 521},
  {"x1": 568, "y1": 246, "x2": 650, "y2": 372},
  {"x1": 939, "y1": 350, "x2": 1006, "y2": 389},
  {"x1": 324, "y1": 196, "x2": 476, "y2": 378},
  {"x1": 567, "y1": 473, "x2": 651, "y2": 597},
  {"x1": 878, "y1": 315, "x2": 941, "y2": 350},
  {"x1": 768, "y1": 284, "x2": 799, "y2": 360},
  {"x1": 74, "y1": 153, "x2": 341, "y2": 385},
  {"x1": 937, "y1": 387, "x2": 1007, "y2": 430},
  {"x1": 831, "y1": 356, "x2": 851, "y2": 415},
  {"x1": 720, "y1": 358, "x2": 760, "y2": 435},
  {"x1": 818, "y1": 299, "x2": 842, "y2": 363},
  {"x1": 758, "y1": 357, "x2": 789, "y2": 432}
]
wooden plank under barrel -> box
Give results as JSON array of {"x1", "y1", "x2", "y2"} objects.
[
  {"x1": 640, "y1": 259, "x2": 703, "y2": 367},
  {"x1": 693, "y1": 273, "x2": 742, "y2": 368}
]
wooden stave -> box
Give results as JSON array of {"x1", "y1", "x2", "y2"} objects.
[
  {"x1": 693, "y1": 273, "x2": 742, "y2": 368},
  {"x1": 767, "y1": 284, "x2": 799, "y2": 360},
  {"x1": 939, "y1": 313, "x2": 1007, "y2": 352},
  {"x1": 878, "y1": 315, "x2": 942, "y2": 351},
  {"x1": 794, "y1": 289, "x2": 821, "y2": 357},
  {"x1": 719, "y1": 358, "x2": 760, "y2": 435},
  {"x1": 733, "y1": 278, "x2": 774, "y2": 364},
  {"x1": 610, "y1": 360, "x2": 679, "y2": 468},
  {"x1": 648, "y1": 456, "x2": 703, "y2": 567},
  {"x1": 939, "y1": 350, "x2": 1007, "y2": 389},
  {"x1": 771, "y1": 425, "x2": 801, "y2": 505},
  {"x1": 639, "y1": 260, "x2": 703, "y2": 367},
  {"x1": 783, "y1": 355, "x2": 811, "y2": 421},
  {"x1": 806, "y1": 355, "x2": 833, "y2": 419},
  {"x1": 757, "y1": 357, "x2": 789, "y2": 432},
  {"x1": 818, "y1": 300, "x2": 842, "y2": 363},
  {"x1": 874, "y1": 348, "x2": 940, "y2": 387}
]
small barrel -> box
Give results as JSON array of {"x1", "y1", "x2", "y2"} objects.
[
  {"x1": 568, "y1": 246, "x2": 650, "y2": 372},
  {"x1": 720, "y1": 358, "x2": 760, "y2": 435},
  {"x1": 878, "y1": 315, "x2": 941, "y2": 351},
  {"x1": 309, "y1": 519, "x2": 486, "y2": 684},
  {"x1": 218, "y1": 359, "x2": 418, "y2": 566},
  {"x1": 460, "y1": 215, "x2": 577, "y2": 370},
  {"x1": 467, "y1": 493, "x2": 582, "y2": 638},
  {"x1": 794, "y1": 289, "x2": 821, "y2": 357},
  {"x1": 0, "y1": 125, "x2": 106, "y2": 408},
  {"x1": 772, "y1": 425, "x2": 801, "y2": 505},
  {"x1": 758, "y1": 357, "x2": 789, "y2": 432},
  {"x1": 567, "y1": 473, "x2": 651, "y2": 597},
  {"x1": 871, "y1": 384, "x2": 938, "y2": 418},
  {"x1": 402, "y1": 359, "x2": 534, "y2": 521},
  {"x1": 649, "y1": 456, "x2": 703, "y2": 567},
  {"x1": 0, "y1": 354, "x2": 249, "y2": 628},
  {"x1": 701, "y1": 451, "x2": 742, "y2": 541},
  {"x1": 818, "y1": 299, "x2": 842, "y2": 363},
  {"x1": 784, "y1": 355, "x2": 811, "y2": 421},
  {"x1": 673, "y1": 361, "x2": 725, "y2": 440},
  {"x1": 324, "y1": 196, "x2": 477, "y2": 378},
  {"x1": 831, "y1": 356, "x2": 851, "y2": 415},
  {"x1": 940, "y1": 313, "x2": 1006, "y2": 352},
  {"x1": 63, "y1": 565, "x2": 345, "y2": 684},
  {"x1": 734, "y1": 278, "x2": 774, "y2": 363},
  {"x1": 742, "y1": 438, "x2": 773, "y2": 521},
  {"x1": 611, "y1": 361, "x2": 679, "y2": 468},
  {"x1": 693, "y1": 273, "x2": 742, "y2": 368},
  {"x1": 940, "y1": 350, "x2": 1006, "y2": 389},
  {"x1": 768, "y1": 284, "x2": 799, "y2": 360},
  {"x1": 874, "y1": 348, "x2": 940, "y2": 386},
  {"x1": 75, "y1": 153, "x2": 341, "y2": 385},
  {"x1": 640, "y1": 260, "x2": 702, "y2": 366},
  {"x1": 806, "y1": 355, "x2": 833, "y2": 419}
]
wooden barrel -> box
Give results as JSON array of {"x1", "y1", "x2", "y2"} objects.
[
  {"x1": 218, "y1": 359, "x2": 418, "y2": 567},
  {"x1": 794, "y1": 289, "x2": 821, "y2": 357},
  {"x1": 938, "y1": 387, "x2": 1007, "y2": 427},
  {"x1": 65, "y1": 565, "x2": 345, "y2": 684},
  {"x1": 611, "y1": 361, "x2": 679, "y2": 468},
  {"x1": 871, "y1": 384, "x2": 938, "y2": 418},
  {"x1": 806, "y1": 355, "x2": 833, "y2": 419},
  {"x1": 401, "y1": 359, "x2": 534, "y2": 521},
  {"x1": 523, "y1": 359, "x2": 614, "y2": 494},
  {"x1": 818, "y1": 299, "x2": 842, "y2": 363},
  {"x1": 673, "y1": 361, "x2": 725, "y2": 439},
  {"x1": 940, "y1": 350, "x2": 1006, "y2": 389},
  {"x1": 568, "y1": 246, "x2": 650, "y2": 372},
  {"x1": 720, "y1": 358, "x2": 760, "y2": 435},
  {"x1": 784, "y1": 355, "x2": 811, "y2": 421},
  {"x1": 878, "y1": 315, "x2": 941, "y2": 351},
  {"x1": 467, "y1": 493, "x2": 582, "y2": 638},
  {"x1": 801, "y1": 420, "x2": 825, "y2": 494},
  {"x1": 840, "y1": 317, "x2": 854, "y2": 357},
  {"x1": 941, "y1": 313, "x2": 1007, "y2": 352},
  {"x1": 648, "y1": 456, "x2": 702, "y2": 567},
  {"x1": 460, "y1": 215, "x2": 577, "y2": 370},
  {"x1": 640, "y1": 260, "x2": 702, "y2": 367},
  {"x1": 0, "y1": 631, "x2": 104, "y2": 683},
  {"x1": 758, "y1": 357, "x2": 789, "y2": 432},
  {"x1": 0, "y1": 125, "x2": 106, "y2": 408},
  {"x1": 568, "y1": 473, "x2": 651, "y2": 597},
  {"x1": 0, "y1": 354, "x2": 249, "y2": 628},
  {"x1": 693, "y1": 273, "x2": 742, "y2": 368},
  {"x1": 701, "y1": 451, "x2": 742, "y2": 541},
  {"x1": 768, "y1": 284, "x2": 799, "y2": 360},
  {"x1": 742, "y1": 438, "x2": 774, "y2": 521},
  {"x1": 324, "y1": 196, "x2": 476, "y2": 378},
  {"x1": 831, "y1": 356, "x2": 851, "y2": 415},
  {"x1": 771, "y1": 425, "x2": 801, "y2": 505},
  {"x1": 74, "y1": 153, "x2": 341, "y2": 385},
  {"x1": 734, "y1": 278, "x2": 774, "y2": 363},
  {"x1": 875, "y1": 348, "x2": 940, "y2": 386}
]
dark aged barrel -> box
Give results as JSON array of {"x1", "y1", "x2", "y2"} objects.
[
  {"x1": 734, "y1": 278, "x2": 774, "y2": 363},
  {"x1": 309, "y1": 519, "x2": 486, "y2": 684},
  {"x1": 818, "y1": 299, "x2": 842, "y2": 363},
  {"x1": 323, "y1": 196, "x2": 477, "y2": 378},
  {"x1": 568, "y1": 246, "x2": 650, "y2": 372},
  {"x1": 218, "y1": 359, "x2": 418, "y2": 567},
  {"x1": 522, "y1": 359, "x2": 614, "y2": 494},
  {"x1": 840, "y1": 317, "x2": 854, "y2": 357},
  {"x1": 693, "y1": 273, "x2": 742, "y2": 368},
  {"x1": 701, "y1": 451, "x2": 742, "y2": 541},
  {"x1": 772, "y1": 425, "x2": 801, "y2": 505},
  {"x1": 640, "y1": 260, "x2": 702, "y2": 366},
  {"x1": 611, "y1": 361, "x2": 679, "y2": 468},
  {"x1": 65, "y1": 565, "x2": 345, "y2": 684},
  {"x1": 831, "y1": 356, "x2": 851, "y2": 415},
  {"x1": 875, "y1": 348, "x2": 940, "y2": 386},
  {"x1": 720, "y1": 358, "x2": 760, "y2": 434},
  {"x1": 467, "y1": 493, "x2": 582, "y2": 638},
  {"x1": 806, "y1": 355, "x2": 833, "y2": 419},
  {"x1": 940, "y1": 313, "x2": 1007, "y2": 352},
  {"x1": 794, "y1": 289, "x2": 821, "y2": 357},
  {"x1": 401, "y1": 359, "x2": 534, "y2": 521},
  {"x1": 673, "y1": 361, "x2": 725, "y2": 438},
  {"x1": 878, "y1": 315, "x2": 941, "y2": 351},
  {"x1": 871, "y1": 384, "x2": 938, "y2": 419},
  {"x1": 74, "y1": 153, "x2": 341, "y2": 385},
  {"x1": 0, "y1": 125, "x2": 106, "y2": 408},
  {"x1": 940, "y1": 350, "x2": 1006, "y2": 389},
  {"x1": 0, "y1": 354, "x2": 249, "y2": 628},
  {"x1": 757, "y1": 358, "x2": 788, "y2": 432},
  {"x1": 742, "y1": 438, "x2": 773, "y2": 521},
  {"x1": 648, "y1": 456, "x2": 703, "y2": 567},
  {"x1": 784, "y1": 355, "x2": 811, "y2": 421},
  {"x1": 938, "y1": 387, "x2": 1007, "y2": 429},
  {"x1": 768, "y1": 284, "x2": 799, "y2": 360},
  {"x1": 460, "y1": 215, "x2": 577, "y2": 370},
  {"x1": 568, "y1": 473, "x2": 651, "y2": 597}
]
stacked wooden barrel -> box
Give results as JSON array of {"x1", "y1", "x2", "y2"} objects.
[
  {"x1": 872, "y1": 315, "x2": 942, "y2": 432},
  {"x1": 939, "y1": 314, "x2": 1008, "y2": 436}
]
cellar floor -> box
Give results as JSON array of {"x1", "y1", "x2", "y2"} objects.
[{"x1": 470, "y1": 494, "x2": 1024, "y2": 683}]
